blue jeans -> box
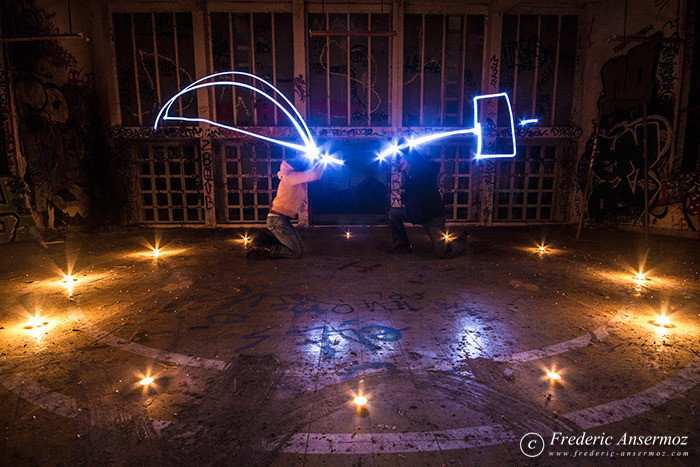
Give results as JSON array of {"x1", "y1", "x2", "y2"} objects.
[
  {"x1": 389, "y1": 207, "x2": 467, "y2": 259},
  {"x1": 267, "y1": 215, "x2": 304, "y2": 258}
]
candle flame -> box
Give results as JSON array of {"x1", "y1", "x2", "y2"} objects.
[
  {"x1": 25, "y1": 315, "x2": 48, "y2": 329},
  {"x1": 655, "y1": 315, "x2": 670, "y2": 327},
  {"x1": 353, "y1": 395, "x2": 368, "y2": 407},
  {"x1": 139, "y1": 376, "x2": 155, "y2": 386}
]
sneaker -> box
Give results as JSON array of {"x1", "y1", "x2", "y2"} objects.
[
  {"x1": 245, "y1": 244, "x2": 270, "y2": 258},
  {"x1": 389, "y1": 244, "x2": 412, "y2": 254}
]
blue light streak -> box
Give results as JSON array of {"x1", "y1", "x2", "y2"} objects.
[
  {"x1": 378, "y1": 92, "x2": 535, "y2": 161},
  {"x1": 520, "y1": 118, "x2": 539, "y2": 126},
  {"x1": 155, "y1": 73, "x2": 535, "y2": 165},
  {"x1": 154, "y1": 71, "x2": 324, "y2": 161}
]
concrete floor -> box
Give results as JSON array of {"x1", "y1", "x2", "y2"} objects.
[{"x1": 0, "y1": 225, "x2": 698, "y2": 465}]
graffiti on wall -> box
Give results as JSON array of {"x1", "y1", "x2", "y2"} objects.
[
  {"x1": 14, "y1": 74, "x2": 98, "y2": 192},
  {"x1": 577, "y1": 33, "x2": 692, "y2": 227},
  {"x1": 3, "y1": 0, "x2": 102, "y2": 229},
  {"x1": 650, "y1": 174, "x2": 700, "y2": 231},
  {"x1": 0, "y1": 176, "x2": 36, "y2": 242}
]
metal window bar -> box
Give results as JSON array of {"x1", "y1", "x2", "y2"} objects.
[
  {"x1": 173, "y1": 13, "x2": 182, "y2": 116},
  {"x1": 550, "y1": 15, "x2": 562, "y2": 126},
  {"x1": 404, "y1": 14, "x2": 484, "y2": 128},
  {"x1": 512, "y1": 16, "x2": 520, "y2": 121},
  {"x1": 229, "y1": 13, "x2": 237, "y2": 126},
  {"x1": 346, "y1": 14, "x2": 351, "y2": 125},
  {"x1": 531, "y1": 15, "x2": 541, "y2": 117},
  {"x1": 368, "y1": 14, "x2": 372, "y2": 126},
  {"x1": 459, "y1": 15, "x2": 467, "y2": 126},
  {"x1": 151, "y1": 14, "x2": 161, "y2": 106},
  {"x1": 419, "y1": 14, "x2": 425, "y2": 126},
  {"x1": 493, "y1": 143, "x2": 559, "y2": 221},
  {"x1": 223, "y1": 141, "x2": 289, "y2": 223},
  {"x1": 138, "y1": 143, "x2": 203, "y2": 223},
  {"x1": 500, "y1": 14, "x2": 575, "y2": 127},
  {"x1": 422, "y1": 141, "x2": 473, "y2": 222},
  {"x1": 440, "y1": 16, "x2": 447, "y2": 125},
  {"x1": 123, "y1": 12, "x2": 189, "y2": 126},
  {"x1": 325, "y1": 13, "x2": 331, "y2": 126},
  {"x1": 130, "y1": 13, "x2": 142, "y2": 126}
]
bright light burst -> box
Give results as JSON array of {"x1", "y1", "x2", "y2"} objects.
[
  {"x1": 139, "y1": 376, "x2": 155, "y2": 386},
  {"x1": 25, "y1": 315, "x2": 49, "y2": 329},
  {"x1": 61, "y1": 274, "x2": 77, "y2": 293},
  {"x1": 547, "y1": 371, "x2": 562, "y2": 381},
  {"x1": 353, "y1": 395, "x2": 368, "y2": 407},
  {"x1": 654, "y1": 314, "x2": 671, "y2": 327},
  {"x1": 345, "y1": 231, "x2": 351, "y2": 239},
  {"x1": 152, "y1": 248, "x2": 161, "y2": 258},
  {"x1": 443, "y1": 232, "x2": 452, "y2": 242},
  {"x1": 319, "y1": 153, "x2": 345, "y2": 166}
]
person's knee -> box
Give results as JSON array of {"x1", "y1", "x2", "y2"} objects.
[
  {"x1": 290, "y1": 242, "x2": 304, "y2": 258},
  {"x1": 432, "y1": 241, "x2": 451, "y2": 259}
]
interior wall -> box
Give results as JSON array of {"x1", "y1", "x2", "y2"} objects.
[
  {"x1": 574, "y1": 0, "x2": 699, "y2": 233},
  {"x1": 0, "y1": 0, "x2": 107, "y2": 238},
  {"x1": 0, "y1": 0, "x2": 697, "y2": 240}
]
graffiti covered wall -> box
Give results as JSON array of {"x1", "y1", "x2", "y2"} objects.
[
  {"x1": 0, "y1": 0, "x2": 106, "y2": 238},
  {"x1": 576, "y1": 0, "x2": 699, "y2": 232}
]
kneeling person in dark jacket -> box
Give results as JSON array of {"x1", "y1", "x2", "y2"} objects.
[{"x1": 388, "y1": 146, "x2": 467, "y2": 258}]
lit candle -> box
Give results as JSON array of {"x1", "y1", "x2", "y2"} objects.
[
  {"x1": 654, "y1": 314, "x2": 670, "y2": 327},
  {"x1": 61, "y1": 274, "x2": 77, "y2": 293},
  {"x1": 25, "y1": 315, "x2": 48, "y2": 329},
  {"x1": 353, "y1": 395, "x2": 367, "y2": 407},
  {"x1": 139, "y1": 376, "x2": 155, "y2": 386}
]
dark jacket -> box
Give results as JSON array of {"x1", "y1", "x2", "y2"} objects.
[{"x1": 404, "y1": 155, "x2": 444, "y2": 224}]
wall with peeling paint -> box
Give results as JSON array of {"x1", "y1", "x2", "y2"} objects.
[
  {"x1": 574, "y1": 0, "x2": 699, "y2": 233},
  {"x1": 0, "y1": 0, "x2": 109, "y2": 239}
]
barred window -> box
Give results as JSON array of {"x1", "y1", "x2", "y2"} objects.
[
  {"x1": 498, "y1": 14, "x2": 579, "y2": 126},
  {"x1": 209, "y1": 12, "x2": 295, "y2": 127},
  {"x1": 403, "y1": 14, "x2": 485, "y2": 127},
  {"x1": 113, "y1": 13, "x2": 198, "y2": 127},
  {"x1": 307, "y1": 13, "x2": 392, "y2": 127}
]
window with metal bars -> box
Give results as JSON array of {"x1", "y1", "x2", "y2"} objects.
[
  {"x1": 307, "y1": 13, "x2": 391, "y2": 127},
  {"x1": 222, "y1": 142, "x2": 292, "y2": 222},
  {"x1": 493, "y1": 143, "x2": 560, "y2": 221},
  {"x1": 421, "y1": 141, "x2": 476, "y2": 222},
  {"x1": 113, "y1": 13, "x2": 198, "y2": 127},
  {"x1": 137, "y1": 143, "x2": 203, "y2": 223},
  {"x1": 209, "y1": 12, "x2": 295, "y2": 126},
  {"x1": 498, "y1": 14, "x2": 578, "y2": 127},
  {"x1": 402, "y1": 14, "x2": 485, "y2": 127}
]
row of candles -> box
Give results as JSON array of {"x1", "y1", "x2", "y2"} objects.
[{"x1": 17, "y1": 235, "x2": 675, "y2": 405}]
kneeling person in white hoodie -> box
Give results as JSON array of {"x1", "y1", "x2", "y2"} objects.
[{"x1": 246, "y1": 159, "x2": 324, "y2": 258}]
